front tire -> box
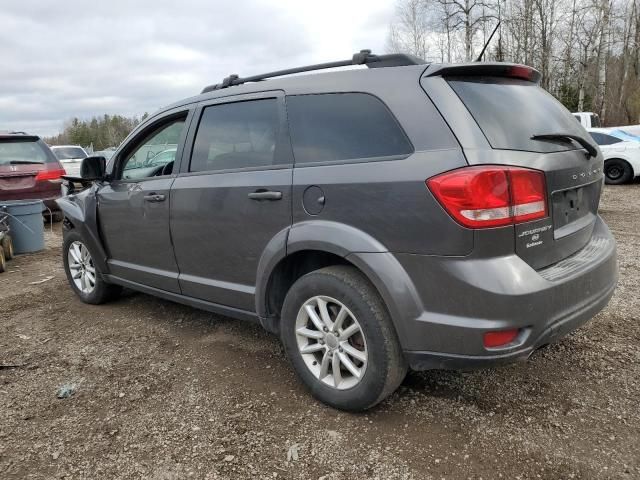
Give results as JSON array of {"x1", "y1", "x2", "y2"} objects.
[
  {"x1": 281, "y1": 266, "x2": 407, "y2": 411},
  {"x1": 604, "y1": 159, "x2": 633, "y2": 185},
  {"x1": 63, "y1": 231, "x2": 121, "y2": 304}
]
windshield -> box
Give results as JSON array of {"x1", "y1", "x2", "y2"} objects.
[
  {"x1": 448, "y1": 77, "x2": 587, "y2": 153},
  {"x1": 53, "y1": 147, "x2": 87, "y2": 160},
  {"x1": 0, "y1": 140, "x2": 48, "y2": 165}
]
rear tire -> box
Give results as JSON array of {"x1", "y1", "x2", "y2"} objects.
[
  {"x1": 1, "y1": 235, "x2": 13, "y2": 260},
  {"x1": 0, "y1": 246, "x2": 5, "y2": 273},
  {"x1": 63, "y1": 231, "x2": 121, "y2": 304},
  {"x1": 281, "y1": 265, "x2": 407, "y2": 411},
  {"x1": 604, "y1": 159, "x2": 633, "y2": 185}
]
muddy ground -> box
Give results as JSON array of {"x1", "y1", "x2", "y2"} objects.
[{"x1": 1, "y1": 185, "x2": 639, "y2": 480}]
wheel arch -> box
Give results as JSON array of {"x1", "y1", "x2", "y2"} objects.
[
  {"x1": 56, "y1": 189, "x2": 110, "y2": 272},
  {"x1": 255, "y1": 221, "x2": 422, "y2": 347}
]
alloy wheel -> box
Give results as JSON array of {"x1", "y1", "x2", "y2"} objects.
[
  {"x1": 295, "y1": 295, "x2": 368, "y2": 390},
  {"x1": 67, "y1": 241, "x2": 96, "y2": 294}
]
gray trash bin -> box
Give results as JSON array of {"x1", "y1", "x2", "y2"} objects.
[{"x1": 0, "y1": 200, "x2": 45, "y2": 254}]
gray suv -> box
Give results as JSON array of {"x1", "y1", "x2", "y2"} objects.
[{"x1": 58, "y1": 51, "x2": 618, "y2": 411}]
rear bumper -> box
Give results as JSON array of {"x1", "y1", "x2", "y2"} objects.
[
  {"x1": 0, "y1": 188, "x2": 61, "y2": 211},
  {"x1": 404, "y1": 279, "x2": 616, "y2": 370},
  {"x1": 390, "y1": 216, "x2": 618, "y2": 370}
]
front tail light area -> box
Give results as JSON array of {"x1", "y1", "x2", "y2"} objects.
[
  {"x1": 426, "y1": 166, "x2": 547, "y2": 228},
  {"x1": 35, "y1": 168, "x2": 65, "y2": 181}
]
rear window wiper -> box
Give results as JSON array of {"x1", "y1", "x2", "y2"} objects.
[
  {"x1": 530, "y1": 133, "x2": 598, "y2": 158},
  {"x1": 7, "y1": 160, "x2": 45, "y2": 165}
]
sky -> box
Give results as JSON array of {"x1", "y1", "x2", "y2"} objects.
[{"x1": 0, "y1": 0, "x2": 395, "y2": 137}]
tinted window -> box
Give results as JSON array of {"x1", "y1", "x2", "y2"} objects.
[
  {"x1": 589, "y1": 132, "x2": 623, "y2": 146},
  {"x1": 286, "y1": 93, "x2": 413, "y2": 164},
  {"x1": 0, "y1": 139, "x2": 49, "y2": 165},
  {"x1": 590, "y1": 114, "x2": 601, "y2": 127},
  {"x1": 120, "y1": 118, "x2": 185, "y2": 179},
  {"x1": 448, "y1": 77, "x2": 587, "y2": 153},
  {"x1": 190, "y1": 99, "x2": 280, "y2": 172}
]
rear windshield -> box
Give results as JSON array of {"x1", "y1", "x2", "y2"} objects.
[
  {"x1": 448, "y1": 77, "x2": 587, "y2": 153},
  {"x1": 53, "y1": 147, "x2": 87, "y2": 160},
  {"x1": 0, "y1": 139, "x2": 49, "y2": 165}
]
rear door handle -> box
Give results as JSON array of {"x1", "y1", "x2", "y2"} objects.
[
  {"x1": 143, "y1": 193, "x2": 166, "y2": 202},
  {"x1": 248, "y1": 190, "x2": 282, "y2": 201}
]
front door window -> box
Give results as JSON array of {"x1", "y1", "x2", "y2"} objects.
[{"x1": 119, "y1": 119, "x2": 185, "y2": 179}]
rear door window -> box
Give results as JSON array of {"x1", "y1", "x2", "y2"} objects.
[
  {"x1": 448, "y1": 77, "x2": 587, "y2": 153},
  {"x1": 286, "y1": 93, "x2": 413, "y2": 164},
  {"x1": 190, "y1": 99, "x2": 281, "y2": 173}
]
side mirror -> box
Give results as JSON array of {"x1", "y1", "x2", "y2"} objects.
[{"x1": 80, "y1": 156, "x2": 106, "y2": 180}]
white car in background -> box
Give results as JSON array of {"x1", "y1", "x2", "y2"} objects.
[
  {"x1": 50, "y1": 145, "x2": 88, "y2": 177},
  {"x1": 588, "y1": 128, "x2": 640, "y2": 184}
]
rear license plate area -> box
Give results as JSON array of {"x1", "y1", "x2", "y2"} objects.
[{"x1": 551, "y1": 181, "x2": 600, "y2": 236}]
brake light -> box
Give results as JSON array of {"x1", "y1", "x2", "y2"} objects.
[
  {"x1": 427, "y1": 166, "x2": 547, "y2": 228},
  {"x1": 35, "y1": 168, "x2": 65, "y2": 181},
  {"x1": 508, "y1": 65, "x2": 536, "y2": 81},
  {"x1": 483, "y1": 329, "x2": 519, "y2": 348}
]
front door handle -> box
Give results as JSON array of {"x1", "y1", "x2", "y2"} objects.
[
  {"x1": 248, "y1": 190, "x2": 282, "y2": 201},
  {"x1": 143, "y1": 193, "x2": 166, "y2": 202}
]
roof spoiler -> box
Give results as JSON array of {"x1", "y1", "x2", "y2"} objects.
[
  {"x1": 0, "y1": 133, "x2": 39, "y2": 141},
  {"x1": 424, "y1": 63, "x2": 542, "y2": 84},
  {"x1": 201, "y1": 50, "x2": 427, "y2": 93}
]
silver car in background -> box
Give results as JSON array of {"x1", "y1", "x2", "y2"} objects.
[{"x1": 50, "y1": 145, "x2": 88, "y2": 177}]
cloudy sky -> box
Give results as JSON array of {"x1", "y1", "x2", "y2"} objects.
[{"x1": 0, "y1": 0, "x2": 395, "y2": 137}]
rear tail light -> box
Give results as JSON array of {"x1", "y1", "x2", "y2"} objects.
[
  {"x1": 483, "y1": 329, "x2": 520, "y2": 348},
  {"x1": 35, "y1": 168, "x2": 65, "y2": 181},
  {"x1": 426, "y1": 166, "x2": 547, "y2": 228}
]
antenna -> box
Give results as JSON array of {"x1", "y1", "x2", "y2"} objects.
[{"x1": 476, "y1": 21, "x2": 501, "y2": 62}]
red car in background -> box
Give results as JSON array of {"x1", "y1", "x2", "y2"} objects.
[{"x1": 0, "y1": 132, "x2": 65, "y2": 221}]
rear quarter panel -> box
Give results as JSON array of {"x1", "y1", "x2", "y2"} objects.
[{"x1": 286, "y1": 67, "x2": 472, "y2": 255}]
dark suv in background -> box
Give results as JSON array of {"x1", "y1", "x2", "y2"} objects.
[
  {"x1": 58, "y1": 51, "x2": 618, "y2": 411},
  {"x1": 0, "y1": 132, "x2": 65, "y2": 220}
]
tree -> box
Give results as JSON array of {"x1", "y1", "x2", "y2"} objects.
[
  {"x1": 387, "y1": 0, "x2": 640, "y2": 126},
  {"x1": 44, "y1": 113, "x2": 148, "y2": 150}
]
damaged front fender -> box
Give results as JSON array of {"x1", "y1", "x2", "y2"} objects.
[{"x1": 55, "y1": 184, "x2": 110, "y2": 273}]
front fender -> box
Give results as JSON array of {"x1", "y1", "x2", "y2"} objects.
[{"x1": 55, "y1": 186, "x2": 110, "y2": 273}]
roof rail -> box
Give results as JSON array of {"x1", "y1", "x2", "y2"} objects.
[{"x1": 201, "y1": 50, "x2": 426, "y2": 93}]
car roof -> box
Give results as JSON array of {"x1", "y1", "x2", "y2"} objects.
[
  {"x1": 153, "y1": 60, "x2": 539, "y2": 121},
  {"x1": 159, "y1": 64, "x2": 426, "y2": 112}
]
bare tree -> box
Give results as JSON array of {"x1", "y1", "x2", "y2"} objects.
[
  {"x1": 387, "y1": 0, "x2": 430, "y2": 59},
  {"x1": 387, "y1": 0, "x2": 640, "y2": 125},
  {"x1": 435, "y1": 0, "x2": 497, "y2": 60}
]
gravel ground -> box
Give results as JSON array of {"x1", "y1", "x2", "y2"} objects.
[{"x1": 1, "y1": 185, "x2": 639, "y2": 480}]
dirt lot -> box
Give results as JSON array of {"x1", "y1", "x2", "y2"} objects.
[{"x1": 1, "y1": 185, "x2": 639, "y2": 480}]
